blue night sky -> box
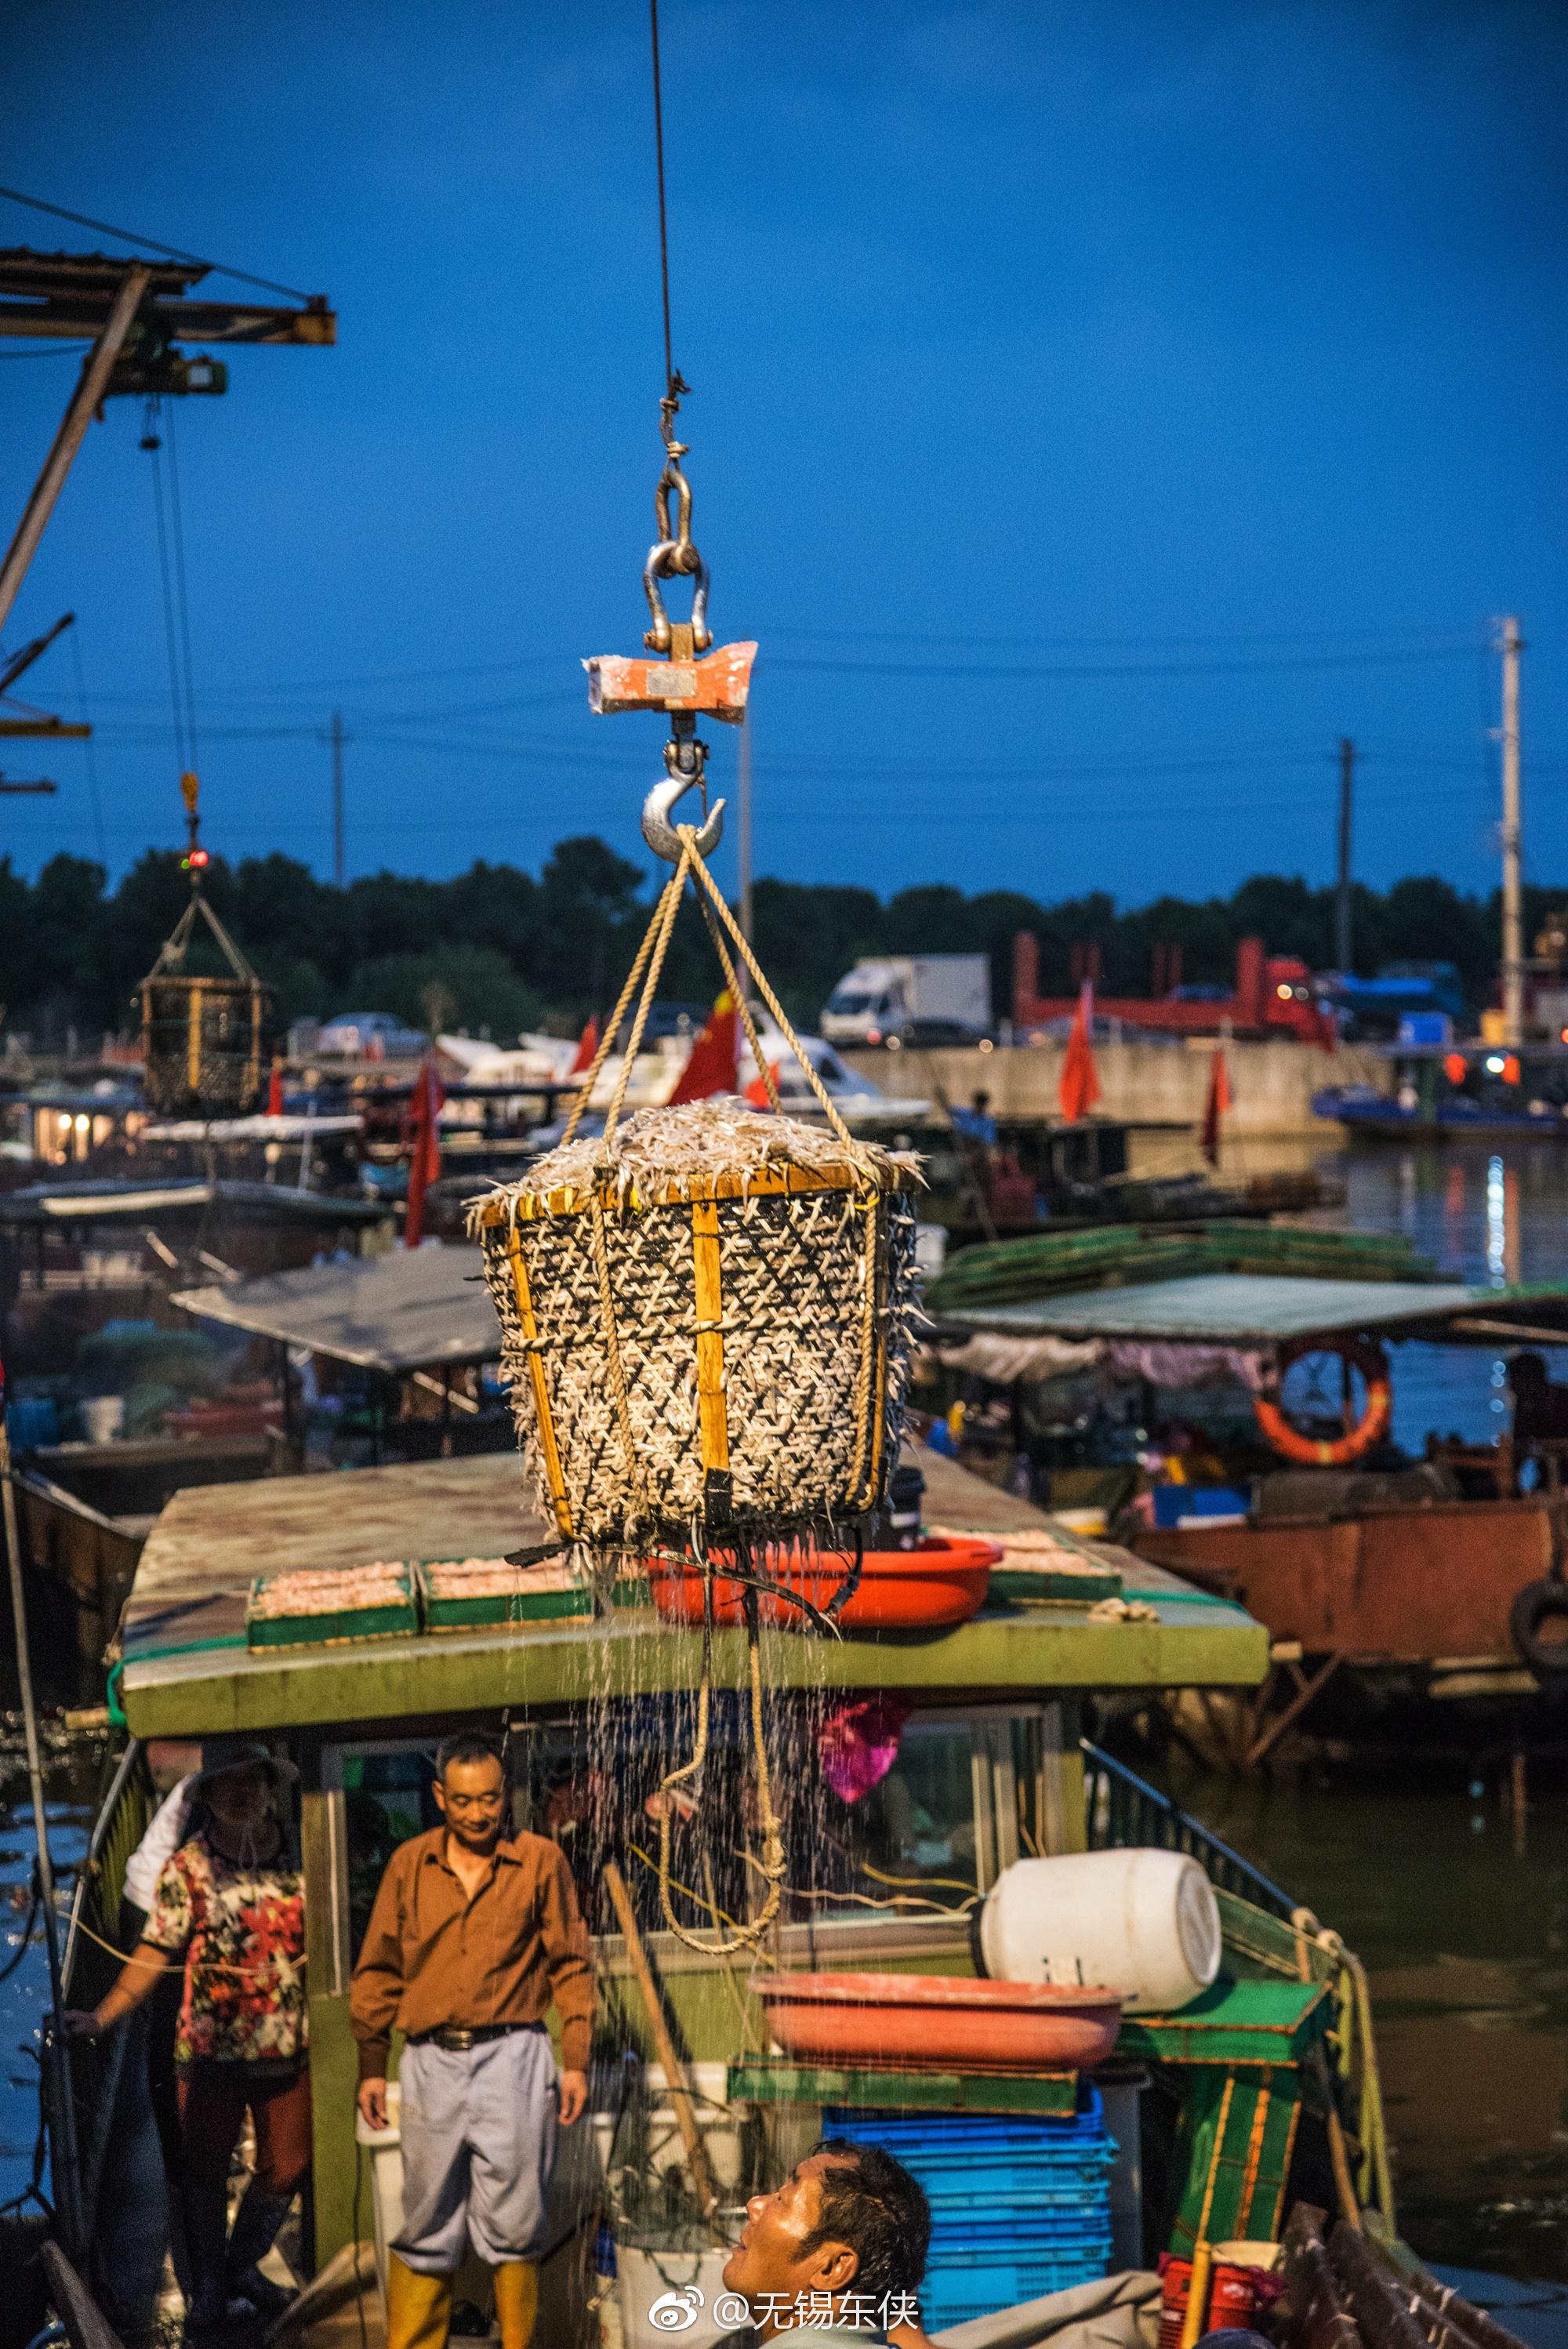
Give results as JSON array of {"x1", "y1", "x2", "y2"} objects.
[{"x1": 2, "y1": 1, "x2": 1564, "y2": 910}]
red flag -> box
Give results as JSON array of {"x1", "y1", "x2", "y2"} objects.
[
  {"x1": 1058, "y1": 982, "x2": 1102, "y2": 1124},
  {"x1": 266, "y1": 1058, "x2": 285, "y2": 1116},
  {"x1": 667, "y1": 990, "x2": 740, "y2": 1106},
  {"x1": 745, "y1": 1059, "x2": 782, "y2": 1110},
  {"x1": 568, "y1": 1017, "x2": 600, "y2": 1076},
  {"x1": 1200, "y1": 1046, "x2": 1232, "y2": 1166},
  {"x1": 404, "y1": 1058, "x2": 445, "y2": 1247}
]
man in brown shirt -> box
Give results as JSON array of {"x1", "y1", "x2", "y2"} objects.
[{"x1": 351, "y1": 1731, "x2": 593, "y2": 2349}]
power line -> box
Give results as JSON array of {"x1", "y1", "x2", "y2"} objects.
[
  {"x1": 767, "y1": 622, "x2": 1482, "y2": 652},
  {"x1": 769, "y1": 644, "x2": 1482, "y2": 683},
  {"x1": 0, "y1": 184, "x2": 317, "y2": 302}
]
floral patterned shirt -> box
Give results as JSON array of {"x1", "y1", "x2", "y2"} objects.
[{"x1": 144, "y1": 1830, "x2": 308, "y2": 2066}]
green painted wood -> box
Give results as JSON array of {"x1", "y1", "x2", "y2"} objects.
[
  {"x1": 306, "y1": 1994, "x2": 361, "y2": 2268},
  {"x1": 122, "y1": 1603, "x2": 1269, "y2": 1737},
  {"x1": 726, "y1": 2061, "x2": 1079, "y2": 2115},
  {"x1": 1168, "y1": 2064, "x2": 1302, "y2": 2253},
  {"x1": 1116, "y1": 1977, "x2": 1330, "y2": 2068}
]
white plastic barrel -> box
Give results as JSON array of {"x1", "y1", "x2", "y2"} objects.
[{"x1": 976, "y1": 1848, "x2": 1222, "y2": 2014}]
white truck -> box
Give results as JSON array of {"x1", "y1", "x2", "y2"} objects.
[{"x1": 818, "y1": 954, "x2": 993, "y2": 1047}]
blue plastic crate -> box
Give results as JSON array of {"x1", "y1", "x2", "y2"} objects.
[
  {"x1": 827, "y1": 2093, "x2": 1116, "y2": 2325},
  {"x1": 5, "y1": 1396, "x2": 59, "y2": 1450},
  {"x1": 927, "y1": 2224, "x2": 1112, "y2": 2257},
  {"x1": 921, "y1": 2247, "x2": 1111, "y2": 2329},
  {"x1": 926, "y1": 2206, "x2": 1114, "y2": 2239},
  {"x1": 915, "y1": 2153, "x2": 1117, "y2": 2195},
  {"x1": 826, "y1": 2086, "x2": 1108, "y2": 2151},
  {"x1": 924, "y1": 2188, "x2": 1113, "y2": 2221}
]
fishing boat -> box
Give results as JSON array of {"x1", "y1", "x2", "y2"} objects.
[
  {"x1": 20, "y1": 1436, "x2": 1474, "y2": 2349},
  {"x1": 1315, "y1": 1045, "x2": 1568, "y2": 1142},
  {"x1": 924, "y1": 1222, "x2": 1568, "y2": 1761}
]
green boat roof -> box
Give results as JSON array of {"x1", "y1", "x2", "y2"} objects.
[
  {"x1": 117, "y1": 1445, "x2": 1268, "y2": 1736},
  {"x1": 937, "y1": 1271, "x2": 1489, "y2": 1344}
]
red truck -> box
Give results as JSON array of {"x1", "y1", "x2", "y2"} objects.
[{"x1": 1012, "y1": 932, "x2": 1333, "y2": 1044}]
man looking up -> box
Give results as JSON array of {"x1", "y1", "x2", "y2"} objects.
[
  {"x1": 351, "y1": 1732, "x2": 593, "y2": 2349},
  {"x1": 722, "y1": 2142, "x2": 932, "y2": 2344}
]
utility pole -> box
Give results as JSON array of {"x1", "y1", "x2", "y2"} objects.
[
  {"x1": 1336, "y1": 738, "x2": 1355, "y2": 974},
  {"x1": 737, "y1": 705, "x2": 753, "y2": 949},
  {"x1": 328, "y1": 708, "x2": 348, "y2": 888},
  {"x1": 1499, "y1": 617, "x2": 1524, "y2": 1049}
]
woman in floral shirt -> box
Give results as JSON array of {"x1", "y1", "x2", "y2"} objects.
[{"x1": 67, "y1": 1740, "x2": 309, "y2": 2335}]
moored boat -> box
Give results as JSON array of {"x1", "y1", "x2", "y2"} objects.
[{"x1": 31, "y1": 1442, "x2": 1428, "y2": 2349}]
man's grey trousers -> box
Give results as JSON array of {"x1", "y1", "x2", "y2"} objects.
[{"x1": 393, "y1": 2028, "x2": 559, "y2": 2271}]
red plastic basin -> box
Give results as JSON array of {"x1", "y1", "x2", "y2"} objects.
[
  {"x1": 757, "y1": 1972, "x2": 1123, "y2": 2075},
  {"x1": 644, "y1": 1534, "x2": 1000, "y2": 1632}
]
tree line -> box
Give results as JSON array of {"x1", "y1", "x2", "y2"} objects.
[{"x1": 0, "y1": 838, "x2": 1537, "y2": 1047}]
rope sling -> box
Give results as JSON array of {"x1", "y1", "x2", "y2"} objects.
[{"x1": 470, "y1": 394, "x2": 920, "y2": 1955}]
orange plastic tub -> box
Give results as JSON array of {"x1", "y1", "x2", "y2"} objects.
[
  {"x1": 644, "y1": 1534, "x2": 1000, "y2": 1632},
  {"x1": 757, "y1": 1973, "x2": 1122, "y2": 2074}
]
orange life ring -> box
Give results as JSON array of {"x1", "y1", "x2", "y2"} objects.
[{"x1": 1254, "y1": 1335, "x2": 1392, "y2": 1465}]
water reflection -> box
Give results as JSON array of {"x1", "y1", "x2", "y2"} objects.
[
  {"x1": 1305, "y1": 1139, "x2": 1568, "y2": 1453},
  {"x1": 0, "y1": 1753, "x2": 95, "y2": 2211},
  {"x1": 1174, "y1": 1761, "x2": 1568, "y2": 2285}
]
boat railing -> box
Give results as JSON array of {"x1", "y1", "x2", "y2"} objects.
[
  {"x1": 1080, "y1": 1738, "x2": 1298, "y2": 1919},
  {"x1": 63, "y1": 1739, "x2": 147, "y2": 1999}
]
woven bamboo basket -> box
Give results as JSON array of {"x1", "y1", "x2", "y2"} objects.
[{"x1": 470, "y1": 1102, "x2": 920, "y2": 1553}]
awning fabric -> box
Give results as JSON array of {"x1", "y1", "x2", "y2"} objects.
[
  {"x1": 171, "y1": 1241, "x2": 497, "y2": 1372},
  {"x1": 935, "y1": 1331, "x2": 1104, "y2": 1382}
]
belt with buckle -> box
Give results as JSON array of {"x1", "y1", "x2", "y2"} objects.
[{"x1": 408, "y1": 2022, "x2": 540, "y2": 2053}]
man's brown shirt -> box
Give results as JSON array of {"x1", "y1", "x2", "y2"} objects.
[{"x1": 350, "y1": 1828, "x2": 593, "y2": 2079}]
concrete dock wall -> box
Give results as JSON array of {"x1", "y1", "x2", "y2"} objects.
[{"x1": 842, "y1": 1037, "x2": 1390, "y2": 1138}]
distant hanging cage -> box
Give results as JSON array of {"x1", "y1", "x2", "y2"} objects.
[
  {"x1": 140, "y1": 964, "x2": 271, "y2": 1118},
  {"x1": 137, "y1": 775, "x2": 272, "y2": 1118}
]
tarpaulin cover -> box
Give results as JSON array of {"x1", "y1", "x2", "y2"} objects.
[{"x1": 171, "y1": 1240, "x2": 495, "y2": 1371}]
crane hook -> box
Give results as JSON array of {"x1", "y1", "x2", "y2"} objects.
[{"x1": 642, "y1": 775, "x2": 725, "y2": 863}]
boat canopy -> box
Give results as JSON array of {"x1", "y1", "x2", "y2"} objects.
[
  {"x1": 115, "y1": 1443, "x2": 1269, "y2": 1736},
  {"x1": 170, "y1": 1238, "x2": 495, "y2": 1371},
  {"x1": 933, "y1": 1269, "x2": 1568, "y2": 1349},
  {"x1": 0, "y1": 1177, "x2": 390, "y2": 1228}
]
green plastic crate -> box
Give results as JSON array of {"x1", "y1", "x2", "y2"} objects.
[
  {"x1": 246, "y1": 1565, "x2": 418, "y2": 1650},
  {"x1": 416, "y1": 1559, "x2": 644, "y2": 1633},
  {"x1": 990, "y1": 1563, "x2": 1124, "y2": 1605}
]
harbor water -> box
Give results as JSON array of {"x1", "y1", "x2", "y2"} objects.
[{"x1": 7, "y1": 1138, "x2": 1568, "y2": 2304}]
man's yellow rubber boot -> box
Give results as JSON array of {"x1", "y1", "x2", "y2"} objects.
[
  {"x1": 492, "y1": 2260, "x2": 539, "y2": 2349},
  {"x1": 386, "y1": 2254, "x2": 454, "y2": 2349}
]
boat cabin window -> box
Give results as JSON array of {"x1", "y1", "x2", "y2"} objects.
[{"x1": 321, "y1": 1700, "x2": 1065, "y2": 1960}]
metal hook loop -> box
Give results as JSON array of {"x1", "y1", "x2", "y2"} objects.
[
  {"x1": 642, "y1": 775, "x2": 725, "y2": 863},
  {"x1": 643, "y1": 539, "x2": 712, "y2": 655}
]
